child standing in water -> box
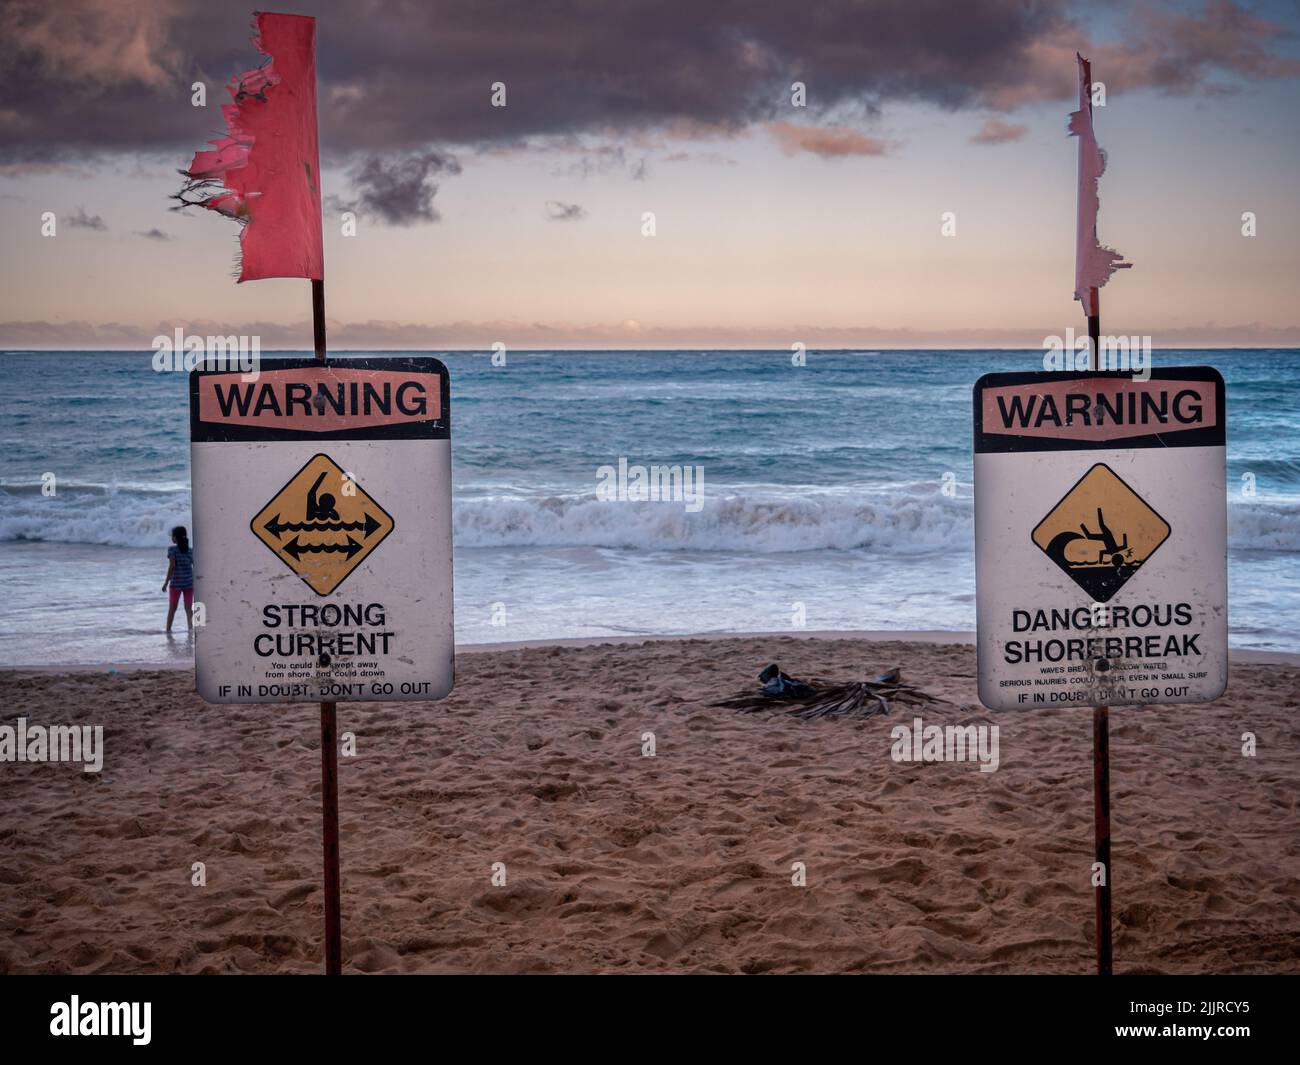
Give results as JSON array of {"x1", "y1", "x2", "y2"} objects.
[{"x1": 163, "y1": 525, "x2": 195, "y2": 633}]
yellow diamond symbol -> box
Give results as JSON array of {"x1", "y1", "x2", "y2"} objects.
[
  {"x1": 1031, "y1": 463, "x2": 1170, "y2": 603},
  {"x1": 251, "y1": 454, "x2": 395, "y2": 596}
]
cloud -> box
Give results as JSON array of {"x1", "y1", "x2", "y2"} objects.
[
  {"x1": 545, "y1": 200, "x2": 587, "y2": 222},
  {"x1": 978, "y1": 2, "x2": 1300, "y2": 109},
  {"x1": 767, "y1": 121, "x2": 890, "y2": 158},
  {"x1": 136, "y1": 227, "x2": 172, "y2": 240},
  {"x1": 0, "y1": 0, "x2": 177, "y2": 90},
  {"x1": 66, "y1": 206, "x2": 107, "y2": 230},
  {"x1": 970, "y1": 117, "x2": 1028, "y2": 145},
  {"x1": 331, "y1": 151, "x2": 462, "y2": 226},
  {"x1": 547, "y1": 143, "x2": 649, "y2": 180},
  {"x1": 2, "y1": 1, "x2": 1296, "y2": 162}
]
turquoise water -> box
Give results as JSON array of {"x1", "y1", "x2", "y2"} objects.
[{"x1": 1, "y1": 349, "x2": 1296, "y2": 664}]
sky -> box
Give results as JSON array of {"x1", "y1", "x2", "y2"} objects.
[{"x1": 1, "y1": 0, "x2": 1299, "y2": 349}]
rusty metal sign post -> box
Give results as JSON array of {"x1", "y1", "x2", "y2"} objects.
[
  {"x1": 1088, "y1": 296, "x2": 1111, "y2": 977},
  {"x1": 313, "y1": 281, "x2": 342, "y2": 977}
]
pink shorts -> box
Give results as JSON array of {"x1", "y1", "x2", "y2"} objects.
[{"x1": 169, "y1": 586, "x2": 194, "y2": 609}]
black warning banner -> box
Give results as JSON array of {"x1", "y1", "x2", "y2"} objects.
[
  {"x1": 973, "y1": 367, "x2": 1225, "y2": 454},
  {"x1": 190, "y1": 356, "x2": 451, "y2": 442}
]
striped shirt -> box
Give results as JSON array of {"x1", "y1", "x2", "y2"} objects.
[{"x1": 168, "y1": 546, "x2": 194, "y2": 589}]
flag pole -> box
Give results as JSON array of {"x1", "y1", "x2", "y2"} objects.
[
  {"x1": 178, "y1": 10, "x2": 338, "y2": 974},
  {"x1": 1084, "y1": 102, "x2": 1112, "y2": 974},
  {"x1": 1074, "y1": 50, "x2": 1114, "y2": 976},
  {"x1": 1090, "y1": 291, "x2": 1112, "y2": 978},
  {"x1": 313, "y1": 279, "x2": 342, "y2": 976},
  {"x1": 1089, "y1": 296, "x2": 1112, "y2": 977}
]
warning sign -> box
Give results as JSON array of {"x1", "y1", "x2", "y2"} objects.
[
  {"x1": 190, "y1": 357, "x2": 453, "y2": 704},
  {"x1": 251, "y1": 454, "x2": 395, "y2": 595},
  {"x1": 1030, "y1": 464, "x2": 1169, "y2": 602},
  {"x1": 973, "y1": 367, "x2": 1227, "y2": 711}
]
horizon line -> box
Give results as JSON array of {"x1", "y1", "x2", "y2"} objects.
[{"x1": 5, "y1": 344, "x2": 1300, "y2": 353}]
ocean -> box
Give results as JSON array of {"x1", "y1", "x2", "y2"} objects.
[{"x1": 1, "y1": 349, "x2": 1296, "y2": 665}]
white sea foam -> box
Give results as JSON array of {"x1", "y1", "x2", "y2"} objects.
[
  {"x1": 454, "y1": 485, "x2": 972, "y2": 553},
  {"x1": 1227, "y1": 497, "x2": 1300, "y2": 552},
  {"x1": 0, "y1": 483, "x2": 191, "y2": 549},
  {"x1": 7, "y1": 480, "x2": 1294, "y2": 554}
]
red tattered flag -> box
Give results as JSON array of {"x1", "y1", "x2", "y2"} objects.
[
  {"x1": 178, "y1": 12, "x2": 323, "y2": 282},
  {"x1": 1068, "y1": 53, "x2": 1130, "y2": 317}
]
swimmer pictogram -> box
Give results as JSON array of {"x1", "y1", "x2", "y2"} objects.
[
  {"x1": 1031, "y1": 463, "x2": 1170, "y2": 602},
  {"x1": 251, "y1": 454, "x2": 395, "y2": 595}
]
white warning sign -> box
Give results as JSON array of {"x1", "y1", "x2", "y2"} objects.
[
  {"x1": 973, "y1": 367, "x2": 1227, "y2": 710},
  {"x1": 189, "y1": 357, "x2": 454, "y2": 703}
]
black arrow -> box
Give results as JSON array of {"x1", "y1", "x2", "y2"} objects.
[
  {"x1": 282, "y1": 535, "x2": 363, "y2": 561},
  {"x1": 265, "y1": 514, "x2": 383, "y2": 539}
]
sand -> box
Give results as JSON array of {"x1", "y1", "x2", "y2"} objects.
[{"x1": 1, "y1": 635, "x2": 1297, "y2": 974}]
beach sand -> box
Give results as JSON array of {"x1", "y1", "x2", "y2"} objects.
[{"x1": 1, "y1": 635, "x2": 1297, "y2": 975}]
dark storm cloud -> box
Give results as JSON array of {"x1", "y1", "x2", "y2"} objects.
[
  {"x1": 3, "y1": 0, "x2": 1297, "y2": 164},
  {"x1": 330, "y1": 151, "x2": 462, "y2": 225}
]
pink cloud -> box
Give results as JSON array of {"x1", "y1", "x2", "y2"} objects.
[
  {"x1": 766, "y1": 121, "x2": 889, "y2": 159},
  {"x1": 971, "y1": 117, "x2": 1028, "y2": 145}
]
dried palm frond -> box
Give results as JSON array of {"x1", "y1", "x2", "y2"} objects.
[{"x1": 714, "y1": 664, "x2": 950, "y2": 721}]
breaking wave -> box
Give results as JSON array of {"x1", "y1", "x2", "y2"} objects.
[
  {"x1": 3, "y1": 480, "x2": 1296, "y2": 555},
  {"x1": 0, "y1": 481, "x2": 192, "y2": 549},
  {"x1": 454, "y1": 485, "x2": 973, "y2": 553}
]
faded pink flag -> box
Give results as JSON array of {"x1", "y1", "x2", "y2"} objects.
[
  {"x1": 177, "y1": 12, "x2": 323, "y2": 282},
  {"x1": 1068, "y1": 53, "x2": 1130, "y2": 316}
]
